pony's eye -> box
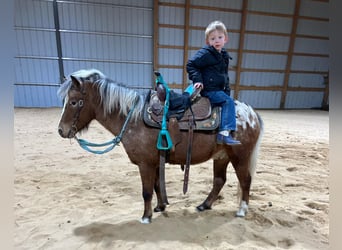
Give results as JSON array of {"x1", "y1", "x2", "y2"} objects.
[{"x1": 69, "y1": 100, "x2": 83, "y2": 107}]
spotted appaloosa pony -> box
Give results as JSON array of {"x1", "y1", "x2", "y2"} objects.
[{"x1": 57, "y1": 69, "x2": 263, "y2": 224}]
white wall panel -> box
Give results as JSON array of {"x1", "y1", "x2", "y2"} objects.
[
  {"x1": 14, "y1": 0, "x2": 154, "y2": 107},
  {"x1": 248, "y1": 0, "x2": 295, "y2": 14},
  {"x1": 291, "y1": 56, "x2": 329, "y2": 72},
  {"x1": 246, "y1": 14, "x2": 292, "y2": 33},
  {"x1": 159, "y1": 28, "x2": 184, "y2": 46},
  {"x1": 189, "y1": 9, "x2": 241, "y2": 30},
  {"x1": 239, "y1": 90, "x2": 282, "y2": 109},
  {"x1": 159, "y1": 6, "x2": 185, "y2": 25},
  {"x1": 294, "y1": 38, "x2": 329, "y2": 55},
  {"x1": 157, "y1": 68, "x2": 184, "y2": 85},
  {"x1": 14, "y1": 0, "x2": 329, "y2": 109},
  {"x1": 244, "y1": 34, "x2": 290, "y2": 52},
  {"x1": 192, "y1": 0, "x2": 243, "y2": 9},
  {"x1": 241, "y1": 72, "x2": 284, "y2": 87},
  {"x1": 297, "y1": 19, "x2": 329, "y2": 37},
  {"x1": 285, "y1": 91, "x2": 324, "y2": 109},
  {"x1": 289, "y1": 74, "x2": 325, "y2": 88},
  {"x1": 300, "y1": 0, "x2": 329, "y2": 19},
  {"x1": 243, "y1": 54, "x2": 287, "y2": 70},
  {"x1": 158, "y1": 48, "x2": 184, "y2": 66}
]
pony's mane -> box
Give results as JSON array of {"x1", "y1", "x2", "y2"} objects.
[{"x1": 57, "y1": 69, "x2": 144, "y2": 121}]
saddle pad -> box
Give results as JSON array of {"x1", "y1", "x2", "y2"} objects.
[{"x1": 143, "y1": 92, "x2": 220, "y2": 131}]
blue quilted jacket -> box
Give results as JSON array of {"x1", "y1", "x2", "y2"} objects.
[{"x1": 186, "y1": 45, "x2": 231, "y2": 95}]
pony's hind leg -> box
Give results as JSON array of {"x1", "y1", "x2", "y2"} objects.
[
  {"x1": 197, "y1": 158, "x2": 229, "y2": 211},
  {"x1": 232, "y1": 158, "x2": 252, "y2": 217}
]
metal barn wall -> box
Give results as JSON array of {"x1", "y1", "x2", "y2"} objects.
[
  {"x1": 14, "y1": 0, "x2": 329, "y2": 109},
  {"x1": 14, "y1": 0, "x2": 153, "y2": 107},
  {"x1": 14, "y1": 0, "x2": 61, "y2": 107},
  {"x1": 154, "y1": 0, "x2": 329, "y2": 109}
]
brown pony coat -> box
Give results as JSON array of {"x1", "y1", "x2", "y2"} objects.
[{"x1": 57, "y1": 69, "x2": 263, "y2": 223}]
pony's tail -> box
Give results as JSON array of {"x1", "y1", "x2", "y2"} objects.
[
  {"x1": 249, "y1": 112, "x2": 263, "y2": 180},
  {"x1": 237, "y1": 112, "x2": 264, "y2": 203}
]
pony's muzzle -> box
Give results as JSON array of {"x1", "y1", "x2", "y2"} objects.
[{"x1": 58, "y1": 125, "x2": 76, "y2": 138}]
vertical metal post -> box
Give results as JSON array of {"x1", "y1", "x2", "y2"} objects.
[
  {"x1": 234, "y1": 0, "x2": 248, "y2": 100},
  {"x1": 182, "y1": 0, "x2": 190, "y2": 90},
  {"x1": 280, "y1": 0, "x2": 300, "y2": 109},
  {"x1": 53, "y1": 0, "x2": 65, "y2": 83},
  {"x1": 153, "y1": 0, "x2": 159, "y2": 85}
]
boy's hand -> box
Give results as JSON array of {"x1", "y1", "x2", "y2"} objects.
[{"x1": 194, "y1": 82, "x2": 203, "y2": 89}]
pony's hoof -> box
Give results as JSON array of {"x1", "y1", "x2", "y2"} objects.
[
  {"x1": 196, "y1": 203, "x2": 211, "y2": 212},
  {"x1": 236, "y1": 200, "x2": 248, "y2": 217},
  {"x1": 154, "y1": 206, "x2": 166, "y2": 213},
  {"x1": 140, "y1": 217, "x2": 152, "y2": 224},
  {"x1": 235, "y1": 209, "x2": 246, "y2": 217}
]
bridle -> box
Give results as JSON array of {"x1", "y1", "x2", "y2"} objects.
[
  {"x1": 70, "y1": 99, "x2": 84, "y2": 136},
  {"x1": 69, "y1": 91, "x2": 139, "y2": 154}
]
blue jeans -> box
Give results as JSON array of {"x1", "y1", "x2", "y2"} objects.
[{"x1": 201, "y1": 90, "x2": 236, "y2": 131}]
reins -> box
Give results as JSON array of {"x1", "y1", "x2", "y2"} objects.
[{"x1": 75, "y1": 97, "x2": 138, "y2": 154}]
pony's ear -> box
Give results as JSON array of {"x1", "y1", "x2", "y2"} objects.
[{"x1": 70, "y1": 75, "x2": 82, "y2": 90}]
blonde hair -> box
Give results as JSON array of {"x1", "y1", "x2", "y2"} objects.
[{"x1": 205, "y1": 20, "x2": 228, "y2": 41}]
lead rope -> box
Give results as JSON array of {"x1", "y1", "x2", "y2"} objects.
[{"x1": 75, "y1": 98, "x2": 138, "y2": 154}]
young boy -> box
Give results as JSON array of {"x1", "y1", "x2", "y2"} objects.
[{"x1": 186, "y1": 20, "x2": 241, "y2": 145}]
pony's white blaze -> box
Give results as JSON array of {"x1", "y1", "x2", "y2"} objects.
[
  {"x1": 236, "y1": 101, "x2": 258, "y2": 130},
  {"x1": 60, "y1": 95, "x2": 68, "y2": 118}
]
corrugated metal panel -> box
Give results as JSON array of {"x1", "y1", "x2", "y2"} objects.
[
  {"x1": 239, "y1": 90, "x2": 282, "y2": 109},
  {"x1": 285, "y1": 91, "x2": 324, "y2": 109},
  {"x1": 294, "y1": 37, "x2": 329, "y2": 55},
  {"x1": 63, "y1": 61, "x2": 153, "y2": 89},
  {"x1": 157, "y1": 4, "x2": 184, "y2": 86},
  {"x1": 15, "y1": 30, "x2": 57, "y2": 57},
  {"x1": 159, "y1": 27, "x2": 184, "y2": 46},
  {"x1": 241, "y1": 72, "x2": 284, "y2": 87},
  {"x1": 58, "y1": 1, "x2": 153, "y2": 87},
  {"x1": 14, "y1": 0, "x2": 154, "y2": 107},
  {"x1": 291, "y1": 56, "x2": 329, "y2": 72},
  {"x1": 14, "y1": 85, "x2": 61, "y2": 107},
  {"x1": 158, "y1": 48, "x2": 184, "y2": 66},
  {"x1": 159, "y1": 6, "x2": 185, "y2": 25},
  {"x1": 248, "y1": 0, "x2": 295, "y2": 14},
  {"x1": 289, "y1": 74, "x2": 325, "y2": 88},
  {"x1": 14, "y1": 0, "x2": 59, "y2": 107},
  {"x1": 191, "y1": 0, "x2": 243, "y2": 9},
  {"x1": 244, "y1": 34, "x2": 290, "y2": 52},
  {"x1": 300, "y1": 0, "x2": 329, "y2": 19},
  {"x1": 297, "y1": 19, "x2": 329, "y2": 37},
  {"x1": 157, "y1": 68, "x2": 184, "y2": 85},
  {"x1": 188, "y1": 29, "x2": 240, "y2": 49},
  {"x1": 246, "y1": 14, "x2": 292, "y2": 33},
  {"x1": 58, "y1": 2, "x2": 152, "y2": 35},
  {"x1": 60, "y1": 33, "x2": 152, "y2": 63},
  {"x1": 190, "y1": 9, "x2": 241, "y2": 29},
  {"x1": 14, "y1": 0, "x2": 329, "y2": 109},
  {"x1": 160, "y1": 0, "x2": 185, "y2": 4},
  {"x1": 15, "y1": 58, "x2": 60, "y2": 84},
  {"x1": 242, "y1": 53, "x2": 287, "y2": 70},
  {"x1": 14, "y1": 0, "x2": 55, "y2": 28}
]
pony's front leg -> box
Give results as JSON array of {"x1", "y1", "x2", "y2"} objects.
[
  {"x1": 138, "y1": 164, "x2": 156, "y2": 224},
  {"x1": 153, "y1": 166, "x2": 167, "y2": 213}
]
